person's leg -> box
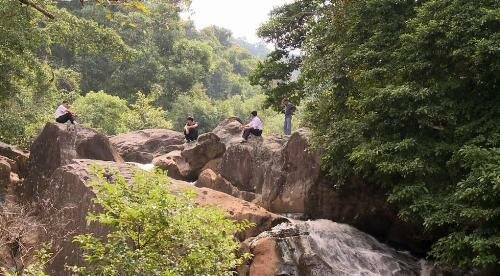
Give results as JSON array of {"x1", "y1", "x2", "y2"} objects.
[
  {"x1": 187, "y1": 132, "x2": 197, "y2": 142},
  {"x1": 56, "y1": 113, "x2": 71, "y2": 124},
  {"x1": 68, "y1": 112, "x2": 75, "y2": 124},
  {"x1": 284, "y1": 116, "x2": 292, "y2": 135},
  {"x1": 242, "y1": 128, "x2": 252, "y2": 140},
  {"x1": 251, "y1": 129, "x2": 262, "y2": 137}
]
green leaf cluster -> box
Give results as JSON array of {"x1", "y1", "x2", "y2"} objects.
[{"x1": 72, "y1": 167, "x2": 251, "y2": 275}]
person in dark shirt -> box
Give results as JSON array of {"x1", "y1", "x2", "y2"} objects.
[
  {"x1": 282, "y1": 98, "x2": 296, "y2": 135},
  {"x1": 184, "y1": 116, "x2": 199, "y2": 142}
]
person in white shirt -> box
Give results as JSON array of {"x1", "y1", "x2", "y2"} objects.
[
  {"x1": 54, "y1": 100, "x2": 76, "y2": 124},
  {"x1": 240, "y1": 111, "x2": 263, "y2": 142}
]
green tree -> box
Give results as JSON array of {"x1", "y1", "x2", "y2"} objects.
[
  {"x1": 255, "y1": 0, "x2": 500, "y2": 269},
  {"x1": 73, "y1": 91, "x2": 131, "y2": 135},
  {"x1": 72, "y1": 167, "x2": 250, "y2": 275}
]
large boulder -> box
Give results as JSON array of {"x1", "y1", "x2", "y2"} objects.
[
  {"x1": 154, "y1": 133, "x2": 226, "y2": 181},
  {"x1": 217, "y1": 128, "x2": 318, "y2": 214},
  {"x1": 212, "y1": 117, "x2": 244, "y2": 145},
  {"x1": 152, "y1": 150, "x2": 194, "y2": 181},
  {"x1": 0, "y1": 141, "x2": 29, "y2": 178},
  {"x1": 37, "y1": 159, "x2": 286, "y2": 273},
  {"x1": 110, "y1": 129, "x2": 185, "y2": 163},
  {"x1": 181, "y1": 132, "x2": 225, "y2": 173},
  {"x1": 21, "y1": 123, "x2": 122, "y2": 199}
]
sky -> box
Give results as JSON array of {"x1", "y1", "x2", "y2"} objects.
[{"x1": 184, "y1": 0, "x2": 292, "y2": 43}]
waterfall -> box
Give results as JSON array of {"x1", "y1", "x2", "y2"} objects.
[{"x1": 258, "y1": 219, "x2": 436, "y2": 276}]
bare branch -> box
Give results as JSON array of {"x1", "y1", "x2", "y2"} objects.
[{"x1": 18, "y1": 0, "x2": 55, "y2": 19}]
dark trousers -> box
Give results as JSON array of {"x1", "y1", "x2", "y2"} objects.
[
  {"x1": 242, "y1": 128, "x2": 262, "y2": 140},
  {"x1": 56, "y1": 112, "x2": 75, "y2": 124},
  {"x1": 184, "y1": 130, "x2": 198, "y2": 142}
]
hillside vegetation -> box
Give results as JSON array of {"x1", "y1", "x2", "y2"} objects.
[
  {"x1": 0, "y1": 0, "x2": 284, "y2": 148},
  {"x1": 252, "y1": 0, "x2": 500, "y2": 269}
]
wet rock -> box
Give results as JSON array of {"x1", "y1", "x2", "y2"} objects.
[
  {"x1": 243, "y1": 220, "x2": 435, "y2": 276},
  {"x1": 110, "y1": 129, "x2": 185, "y2": 163},
  {"x1": 21, "y1": 123, "x2": 122, "y2": 200},
  {"x1": 0, "y1": 141, "x2": 29, "y2": 178}
]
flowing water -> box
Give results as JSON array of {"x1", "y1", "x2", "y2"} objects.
[
  {"x1": 127, "y1": 162, "x2": 155, "y2": 171},
  {"x1": 265, "y1": 219, "x2": 436, "y2": 276}
]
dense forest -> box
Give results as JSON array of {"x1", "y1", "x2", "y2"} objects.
[
  {"x1": 1, "y1": 0, "x2": 499, "y2": 273},
  {"x1": 0, "y1": 0, "x2": 286, "y2": 149},
  {"x1": 252, "y1": 0, "x2": 500, "y2": 270}
]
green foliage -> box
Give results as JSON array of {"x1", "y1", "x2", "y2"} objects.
[
  {"x1": 73, "y1": 91, "x2": 172, "y2": 135},
  {"x1": 257, "y1": 0, "x2": 500, "y2": 269},
  {"x1": 72, "y1": 167, "x2": 250, "y2": 275},
  {"x1": 73, "y1": 91, "x2": 131, "y2": 135}
]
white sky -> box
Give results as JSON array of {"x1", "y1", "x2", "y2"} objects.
[{"x1": 185, "y1": 0, "x2": 293, "y2": 43}]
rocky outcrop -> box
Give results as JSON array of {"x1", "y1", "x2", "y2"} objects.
[
  {"x1": 0, "y1": 141, "x2": 29, "y2": 178},
  {"x1": 110, "y1": 129, "x2": 185, "y2": 163},
  {"x1": 154, "y1": 133, "x2": 226, "y2": 181},
  {"x1": 0, "y1": 142, "x2": 28, "y2": 201},
  {"x1": 21, "y1": 123, "x2": 122, "y2": 199},
  {"x1": 207, "y1": 119, "x2": 433, "y2": 254},
  {"x1": 37, "y1": 159, "x2": 286, "y2": 273},
  {"x1": 212, "y1": 124, "x2": 320, "y2": 214}
]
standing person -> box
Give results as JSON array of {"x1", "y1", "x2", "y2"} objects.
[
  {"x1": 55, "y1": 100, "x2": 77, "y2": 124},
  {"x1": 184, "y1": 116, "x2": 199, "y2": 142},
  {"x1": 240, "y1": 111, "x2": 263, "y2": 142},
  {"x1": 282, "y1": 98, "x2": 296, "y2": 135}
]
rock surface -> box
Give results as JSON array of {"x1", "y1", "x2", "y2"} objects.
[
  {"x1": 153, "y1": 150, "x2": 194, "y2": 181},
  {"x1": 154, "y1": 133, "x2": 226, "y2": 181},
  {"x1": 181, "y1": 132, "x2": 225, "y2": 173},
  {"x1": 110, "y1": 129, "x2": 185, "y2": 163},
  {"x1": 0, "y1": 141, "x2": 29, "y2": 178},
  {"x1": 37, "y1": 159, "x2": 286, "y2": 273},
  {"x1": 21, "y1": 123, "x2": 122, "y2": 199}
]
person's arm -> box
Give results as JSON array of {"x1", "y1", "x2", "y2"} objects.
[{"x1": 187, "y1": 123, "x2": 198, "y2": 129}]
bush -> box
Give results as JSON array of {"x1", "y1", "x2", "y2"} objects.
[{"x1": 72, "y1": 167, "x2": 250, "y2": 275}]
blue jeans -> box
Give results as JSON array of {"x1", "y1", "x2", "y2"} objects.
[{"x1": 284, "y1": 116, "x2": 292, "y2": 135}]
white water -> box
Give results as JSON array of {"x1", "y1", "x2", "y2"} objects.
[
  {"x1": 127, "y1": 162, "x2": 155, "y2": 171},
  {"x1": 268, "y1": 219, "x2": 436, "y2": 276}
]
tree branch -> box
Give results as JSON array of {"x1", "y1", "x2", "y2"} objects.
[{"x1": 18, "y1": 0, "x2": 55, "y2": 19}]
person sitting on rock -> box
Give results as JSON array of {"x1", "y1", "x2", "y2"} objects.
[
  {"x1": 55, "y1": 100, "x2": 77, "y2": 124},
  {"x1": 184, "y1": 116, "x2": 199, "y2": 142},
  {"x1": 240, "y1": 111, "x2": 263, "y2": 142}
]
